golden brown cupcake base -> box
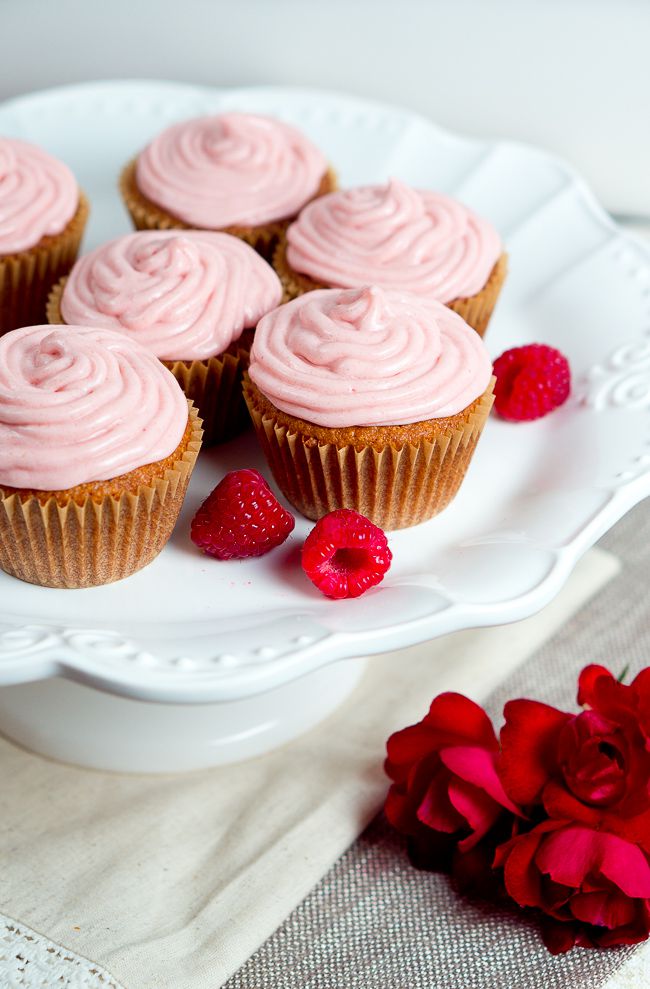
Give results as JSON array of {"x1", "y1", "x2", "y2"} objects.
[
  {"x1": 243, "y1": 378, "x2": 495, "y2": 530},
  {"x1": 0, "y1": 403, "x2": 203, "y2": 588},
  {"x1": 273, "y1": 240, "x2": 508, "y2": 338},
  {"x1": 0, "y1": 193, "x2": 89, "y2": 336},
  {"x1": 119, "y1": 160, "x2": 337, "y2": 260},
  {"x1": 48, "y1": 282, "x2": 253, "y2": 447}
]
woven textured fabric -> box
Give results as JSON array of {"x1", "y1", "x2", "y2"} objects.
[{"x1": 226, "y1": 498, "x2": 650, "y2": 989}]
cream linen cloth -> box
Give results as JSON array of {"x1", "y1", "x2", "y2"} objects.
[{"x1": 0, "y1": 548, "x2": 620, "y2": 989}]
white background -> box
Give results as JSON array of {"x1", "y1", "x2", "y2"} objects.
[{"x1": 1, "y1": 0, "x2": 649, "y2": 217}]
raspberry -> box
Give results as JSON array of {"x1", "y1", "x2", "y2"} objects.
[
  {"x1": 301, "y1": 509, "x2": 392, "y2": 599},
  {"x1": 191, "y1": 468, "x2": 294, "y2": 560},
  {"x1": 493, "y1": 344, "x2": 571, "y2": 421}
]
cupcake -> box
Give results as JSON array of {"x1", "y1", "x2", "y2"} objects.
[
  {"x1": 273, "y1": 179, "x2": 506, "y2": 337},
  {"x1": 0, "y1": 137, "x2": 89, "y2": 335},
  {"x1": 244, "y1": 286, "x2": 494, "y2": 530},
  {"x1": 0, "y1": 324, "x2": 202, "y2": 588},
  {"x1": 47, "y1": 230, "x2": 282, "y2": 445},
  {"x1": 119, "y1": 112, "x2": 336, "y2": 258}
]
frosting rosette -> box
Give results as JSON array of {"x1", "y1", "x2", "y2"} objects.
[
  {"x1": 0, "y1": 324, "x2": 189, "y2": 490},
  {"x1": 135, "y1": 112, "x2": 328, "y2": 228},
  {"x1": 248, "y1": 286, "x2": 492, "y2": 427},
  {"x1": 285, "y1": 179, "x2": 501, "y2": 303},
  {"x1": 0, "y1": 138, "x2": 78, "y2": 255},
  {"x1": 60, "y1": 230, "x2": 282, "y2": 360}
]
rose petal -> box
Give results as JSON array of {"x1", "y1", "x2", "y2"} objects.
[
  {"x1": 407, "y1": 828, "x2": 457, "y2": 874},
  {"x1": 596, "y1": 901, "x2": 650, "y2": 947},
  {"x1": 578, "y1": 665, "x2": 614, "y2": 707},
  {"x1": 421, "y1": 693, "x2": 498, "y2": 749},
  {"x1": 541, "y1": 919, "x2": 578, "y2": 954},
  {"x1": 452, "y1": 842, "x2": 504, "y2": 898},
  {"x1": 416, "y1": 772, "x2": 465, "y2": 834},
  {"x1": 384, "y1": 783, "x2": 410, "y2": 832},
  {"x1": 542, "y1": 780, "x2": 601, "y2": 826},
  {"x1": 632, "y1": 668, "x2": 650, "y2": 699},
  {"x1": 535, "y1": 826, "x2": 650, "y2": 898},
  {"x1": 440, "y1": 745, "x2": 521, "y2": 815},
  {"x1": 385, "y1": 722, "x2": 439, "y2": 774},
  {"x1": 604, "y1": 808, "x2": 650, "y2": 853},
  {"x1": 447, "y1": 777, "x2": 502, "y2": 851},
  {"x1": 588, "y1": 675, "x2": 639, "y2": 729},
  {"x1": 596, "y1": 926, "x2": 650, "y2": 948},
  {"x1": 570, "y1": 890, "x2": 637, "y2": 929},
  {"x1": 543, "y1": 876, "x2": 574, "y2": 913},
  {"x1": 384, "y1": 754, "x2": 440, "y2": 833},
  {"x1": 386, "y1": 694, "x2": 498, "y2": 774},
  {"x1": 501, "y1": 830, "x2": 545, "y2": 909},
  {"x1": 500, "y1": 699, "x2": 570, "y2": 805},
  {"x1": 632, "y1": 669, "x2": 650, "y2": 742}
]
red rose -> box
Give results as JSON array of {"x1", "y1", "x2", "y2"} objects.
[
  {"x1": 385, "y1": 693, "x2": 519, "y2": 856},
  {"x1": 385, "y1": 665, "x2": 650, "y2": 954},
  {"x1": 579, "y1": 663, "x2": 650, "y2": 754},
  {"x1": 499, "y1": 666, "x2": 650, "y2": 848},
  {"x1": 495, "y1": 821, "x2": 650, "y2": 952}
]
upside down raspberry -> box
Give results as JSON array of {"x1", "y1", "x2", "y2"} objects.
[
  {"x1": 493, "y1": 344, "x2": 571, "y2": 421},
  {"x1": 302, "y1": 509, "x2": 392, "y2": 599},
  {"x1": 191, "y1": 468, "x2": 295, "y2": 560}
]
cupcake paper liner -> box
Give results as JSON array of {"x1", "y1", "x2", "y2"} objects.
[
  {"x1": 48, "y1": 281, "x2": 252, "y2": 447},
  {"x1": 0, "y1": 403, "x2": 202, "y2": 589},
  {"x1": 119, "y1": 160, "x2": 338, "y2": 260},
  {"x1": 0, "y1": 193, "x2": 89, "y2": 336},
  {"x1": 447, "y1": 253, "x2": 508, "y2": 338},
  {"x1": 163, "y1": 341, "x2": 251, "y2": 447},
  {"x1": 273, "y1": 239, "x2": 508, "y2": 338},
  {"x1": 243, "y1": 379, "x2": 495, "y2": 530}
]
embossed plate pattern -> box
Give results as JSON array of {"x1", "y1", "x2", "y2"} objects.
[{"x1": 0, "y1": 80, "x2": 648, "y2": 702}]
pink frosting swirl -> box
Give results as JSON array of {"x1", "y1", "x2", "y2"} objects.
[
  {"x1": 135, "y1": 113, "x2": 328, "y2": 228},
  {"x1": 249, "y1": 286, "x2": 492, "y2": 427},
  {"x1": 286, "y1": 179, "x2": 501, "y2": 303},
  {"x1": 0, "y1": 138, "x2": 78, "y2": 254},
  {"x1": 60, "y1": 231, "x2": 282, "y2": 360},
  {"x1": 0, "y1": 325, "x2": 189, "y2": 490}
]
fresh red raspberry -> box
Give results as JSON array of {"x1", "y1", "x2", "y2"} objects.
[
  {"x1": 301, "y1": 509, "x2": 392, "y2": 599},
  {"x1": 191, "y1": 468, "x2": 295, "y2": 560},
  {"x1": 493, "y1": 344, "x2": 571, "y2": 421}
]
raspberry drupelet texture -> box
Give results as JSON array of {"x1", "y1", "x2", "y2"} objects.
[
  {"x1": 301, "y1": 509, "x2": 392, "y2": 599},
  {"x1": 493, "y1": 344, "x2": 571, "y2": 421},
  {"x1": 191, "y1": 468, "x2": 295, "y2": 560}
]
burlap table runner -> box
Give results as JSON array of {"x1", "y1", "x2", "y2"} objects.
[
  {"x1": 227, "y1": 501, "x2": 650, "y2": 989},
  {"x1": 0, "y1": 546, "x2": 619, "y2": 988}
]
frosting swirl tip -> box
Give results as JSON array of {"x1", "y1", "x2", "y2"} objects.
[
  {"x1": 0, "y1": 137, "x2": 78, "y2": 255},
  {"x1": 285, "y1": 177, "x2": 501, "y2": 302},
  {"x1": 0, "y1": 323, "x2": 188, "y2": 490},
  {"x1": 60, "y1": 229, "x2": 282, "y2": 360},
  {"x1": 135, "y1": 112, "x2": 328, "y2": 228},
  {"x1": 250, "y1": 286, "x2": 492, "y2": 428}
]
